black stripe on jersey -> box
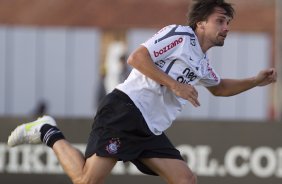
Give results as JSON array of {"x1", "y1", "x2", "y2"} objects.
[
  {"x1": 160, "y1": 59, "x2": 177, "y2": 87},
  {"x1": 154, "y1": 26, "x2": 195, "y2": 44},
  {"x1": 164, "y1": 59, "x2": 177, "y2": 74}
]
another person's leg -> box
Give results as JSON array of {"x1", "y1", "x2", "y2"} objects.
[{"x1": 141, "y1": 158, "x2": 197, "y2": 184}]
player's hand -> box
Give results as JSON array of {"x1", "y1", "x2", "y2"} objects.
[
  {"x1": 171, "y1": 82, "x2": 200, "y2": 107},
  {"x1": 255, "y1": 68, "x2": 277, "y2": 86}
]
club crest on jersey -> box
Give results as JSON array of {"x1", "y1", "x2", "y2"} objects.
[{"x1": 106, "y1": 138, "x2": 121, "y2": 154}]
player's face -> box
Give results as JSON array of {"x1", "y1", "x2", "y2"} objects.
[{"x1": 204, "y1": 7, "x2": 231, "y2": 47}]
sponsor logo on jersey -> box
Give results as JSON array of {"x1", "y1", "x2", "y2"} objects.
[
  {"x1": 177, "y1": 67, "x2": 197, "y2": 84},
  {"x1": 154, "y1": 37, "x2": 183, "y2": 57},
  {"x1": 207, "y1": 63, "x2": 219, "y2": 81},
  {"x1": 190, "y1": 37, "x2": 196, "y2": 46},
  {"x1": 155, "y1": 60, "x2": 166, "y2": 68}
]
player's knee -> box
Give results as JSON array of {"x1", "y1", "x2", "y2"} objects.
[
  {"x1": 72, "y1": 175, "x2": 103, "y2": 184},
  {"x1": 173, "y1": 172, "x2": 197, "y2": 184},
  {"x1": 190, "y1": 173, "x2": 197, "y2": 184},
  {"x1": 72, "y1": 176, "x2": 88, "y2": 184}
]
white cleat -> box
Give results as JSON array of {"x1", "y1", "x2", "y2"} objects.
[{"x1": 7, "y1": 115, "x2": 57, "y2": 147}]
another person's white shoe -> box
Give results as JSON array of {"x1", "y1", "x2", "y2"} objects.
[{"x1": 7, "y1": 115, "x2": 57, "y2": 147}]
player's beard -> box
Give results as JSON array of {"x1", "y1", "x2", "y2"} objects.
[{"x1": 214, "y1": 35, "x2": 226, "y2": 46}]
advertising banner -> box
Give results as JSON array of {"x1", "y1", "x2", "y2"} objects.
[{"x1": 0, "y1": 117, "x2": 281, "y2": 184}]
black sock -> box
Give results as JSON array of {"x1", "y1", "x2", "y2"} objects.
[{"x1": 40, "y1": 124, "x2": 65, "y2": 148}]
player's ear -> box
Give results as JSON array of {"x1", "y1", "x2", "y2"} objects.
[{"x1": 196, "y1": 21, "x2": 205, "y2": 30}]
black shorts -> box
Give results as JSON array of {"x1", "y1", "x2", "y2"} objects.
[{"x1": 85, "y1": 89, "x2": 183, "y2": 176}]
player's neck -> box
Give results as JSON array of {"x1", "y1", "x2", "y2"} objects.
[{"x1": 195, "y1": 31, "x2": 212, "y2": 54}]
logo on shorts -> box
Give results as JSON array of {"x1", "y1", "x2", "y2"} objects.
[{"x1": 106, "y1": 138, "x2": 121, "y2": 154}]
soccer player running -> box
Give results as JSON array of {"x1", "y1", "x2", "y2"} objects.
[{"x1": 8, "y1": 0, "x2": 277, "y2": 184}]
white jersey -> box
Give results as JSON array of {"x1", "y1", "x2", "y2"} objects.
[{"x1": 116, "y1": 25, "x2": 220, "y2": 135}]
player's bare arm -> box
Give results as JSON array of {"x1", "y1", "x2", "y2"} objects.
[
  {"x1": 255, "y1": 68, "x2": 277, "y2": 86},
  {"x1": 127, "y1": 46, "x2": 200, "y2": 107},
  {"x1": 206, "y1": 68, "x2": 277, "y2": 97}
]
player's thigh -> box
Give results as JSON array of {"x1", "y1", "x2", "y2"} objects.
[
  {"x1": 141, "y1": 158, "x2": 196, "y2": 184},
  {"x1": 80, "y1": 154, "x2": 118, "y2": 184}
]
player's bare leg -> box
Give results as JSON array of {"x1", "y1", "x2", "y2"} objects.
[
  {"x1": 141, "y1": 158, "x2": 197, "y2": 184},
  {"x1": 52, "y1": 140, "x2": 117, "y2": 184},
  {"x1": 7, "y1": 116, "x2": 117, "y2": 184}
]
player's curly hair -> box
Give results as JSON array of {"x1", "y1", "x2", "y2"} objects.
[{"x1": 187, "y1": 0, "x2": 235, "y2": 30}]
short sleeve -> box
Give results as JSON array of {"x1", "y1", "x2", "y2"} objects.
[
  {"x1": 141, "y1": 25, "x2": 185, "y2": 62},
  {"x1": 197, "y1": 63, "x2": 221, "y2": 87}
]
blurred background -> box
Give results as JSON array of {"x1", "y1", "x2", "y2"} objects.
[
  {"x1": 0, "y1": 0, "x2": 281, "y2": 184},
  {"x1": 0, "y1": 0, "x2": 280, "y2": 121}
]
